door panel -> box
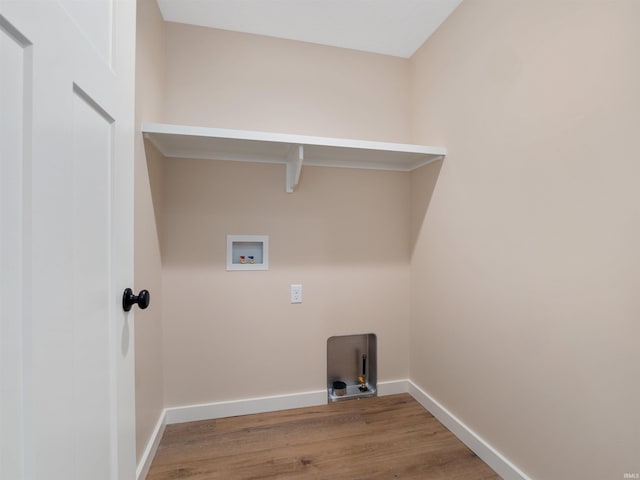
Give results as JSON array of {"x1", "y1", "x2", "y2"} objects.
[
  {"x1": 0, "y1": 15, "x2": 31, "y2": 480},
  {"x1": 0, "y1": 2, "x2": 135, "y2": 479},
  {"x1": 58, "y1": 0, "x2": 113, "y2": 64},
  {"x1": 71, "y1": 85, "x2": 114, "y2": 479}
]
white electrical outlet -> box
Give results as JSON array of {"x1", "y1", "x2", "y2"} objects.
[{"x1": 290, "y1": 284, "x2": 302, "y2": 304}]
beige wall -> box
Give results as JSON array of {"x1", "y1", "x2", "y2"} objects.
[
  {"x1": 158, "y1": 24, "x2": 415, "y2": 406},
  {"x1": 134, "y1": 0, "x2": 165, "y2": 463},
  {"x1": 161, "y1": 160, "x2": 411, "y2": 406},
  {"x1": 163, "y1": 23, "x2": 411, "y2": 143},
  {"x1": 136, "y1": 2, "x2": 640, "y2": 476},
  {"x1": 409, "y1": 1, "x2": 640, "y2": 479}
]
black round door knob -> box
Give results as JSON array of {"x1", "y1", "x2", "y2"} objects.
[{"x1": 122, "y1": 288, "x2": 150, "y2": 312}]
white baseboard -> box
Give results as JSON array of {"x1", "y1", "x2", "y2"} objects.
[
  {"x1": 408, "y1": 380, "x2": 531, "y2": 480},
  {"x1": 136, "y1": 410, "x2": 167, "y2": 480},
  {"x1": 377, "y1": 378, "x2": 409, "y2": 395},
  {"x1": 164, "y1": 389, "x2": 327, "y2": 425},
  {"x1": 136, "y1": 379, "x2": 528, "y2": 480},
  {"x1": 164, "y1": 380, "x2": 409, "y2": 425}
]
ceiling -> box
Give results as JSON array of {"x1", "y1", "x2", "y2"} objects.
[{"x1": 156, "y1": 0, "x2": 463, "y2": 58}]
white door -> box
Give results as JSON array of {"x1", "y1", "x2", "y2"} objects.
[{"x1": 0, "y1": 1, "x2": 136, "y2": 479}]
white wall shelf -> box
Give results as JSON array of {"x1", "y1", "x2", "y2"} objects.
[{"x1": 142, "y1": 122, "x2": 446, "y2": 193}]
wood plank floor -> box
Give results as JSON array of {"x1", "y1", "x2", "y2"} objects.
[{"x1": 147, "y1": 393, "x2": 500, "y2": 480}]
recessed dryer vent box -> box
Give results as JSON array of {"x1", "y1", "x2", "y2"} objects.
[
  {"x1": 227, "y1": 235, "x2": 269, "y2": 271},
  {"x1": 327, "y1": 333, "x2": 377, "y2": 402}
]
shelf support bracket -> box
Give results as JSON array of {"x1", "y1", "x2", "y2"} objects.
[{"x1": 285, "y1": 144, "x2": 304, "y2": 193}]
